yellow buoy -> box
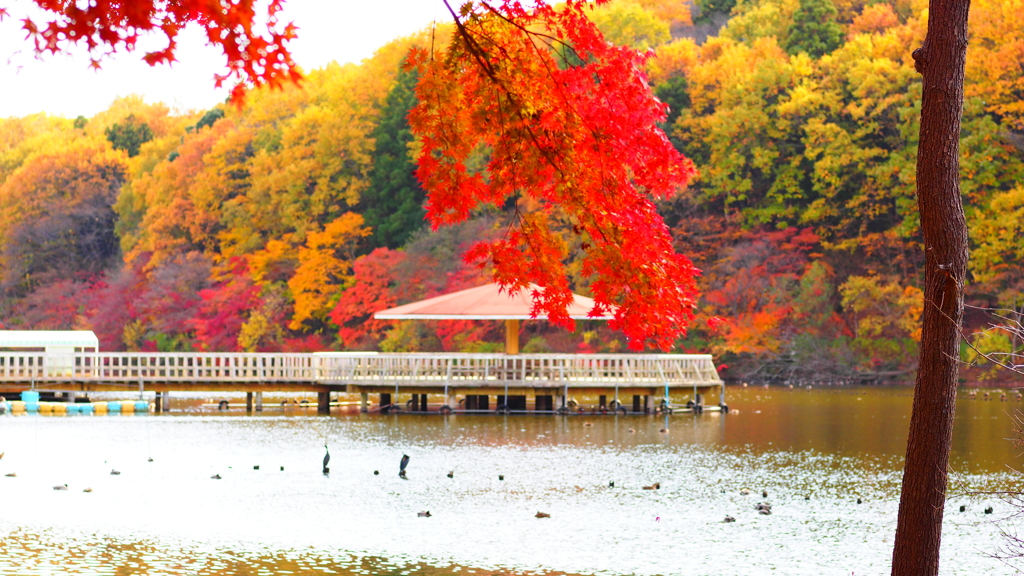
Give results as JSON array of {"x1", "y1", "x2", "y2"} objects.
[
  {"x1": 93, "y1": 402, "x2": 109, "y2": 414},
  {"x1": 52, "y1": 403, "x2": 68, "y2": 415},
  {"x1": 10, "y1": 401, "x2": 25, "y2": 413},
  {"x1": 38, "y1": 402, "x2": 53, "y2": 414},
  {"x1": 120, "y1": 401, "x2": 136, "y2": 413}
]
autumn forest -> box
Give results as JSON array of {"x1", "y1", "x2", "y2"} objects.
[{"x1": 0, "y1": 0, "x2": 1021, "y2": 384}]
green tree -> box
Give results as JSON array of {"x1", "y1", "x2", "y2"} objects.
[
  {"x1": 783, "y1": 0, "x2": 843, "y2": 57},
  {"x1": 104, "y1": 114, "x2": 154, "y2": 157},
  {"x1": 361, "y1": 65, "x2": 427, "y2": 250}
]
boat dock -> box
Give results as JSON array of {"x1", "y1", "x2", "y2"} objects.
[{"x1": 0, "y1": 352, "x2": 726, "y2": 415}]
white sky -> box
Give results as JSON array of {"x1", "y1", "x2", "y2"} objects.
[{"x1": 0, "y1": 1, "x2": 455, "y2": 118}]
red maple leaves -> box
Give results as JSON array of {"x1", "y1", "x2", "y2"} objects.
[
  {"x1": 409, "y1": 0, "x2": 700, "y2": 350},
  {"x1": 16, "y1": 0, "x2": 300, "y2": 100}
]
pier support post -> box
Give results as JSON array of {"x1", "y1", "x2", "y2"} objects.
[
  {"x1": 154, "y1": 392, "x2": 162, "y2": 413},
  {"x1": 643, "y1": 395, "x2": 652, "y2": 414},
  {"x1": 317, "y1": 391, "x2": 330, "y2": 415},
  {"x1": 246, "y1": 392, "x2": 254, "y2": 412},
  {"x1": 161, "y1": 391, "x2": 170, "y2": 412},
  {"x1": 360, "y1": 393, "x2": 368, "y2": 413},
  {"x1": 380, "y1": 393, "x2": 391, "y2": 414},
  {"x1": 255, "y1": 391, "x2": 263, "y2": 412}
]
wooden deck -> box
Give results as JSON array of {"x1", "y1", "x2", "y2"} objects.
[{"x1": 0, "y1": 352, "x2": 725, "y2": 414}]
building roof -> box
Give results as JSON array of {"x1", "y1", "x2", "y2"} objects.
[
  {"x1": 0, "y1": 330, "x2": 100, "y2": 349},
  {"x1": 374, "y1": 283, "x2": 613, "y2": 321}
]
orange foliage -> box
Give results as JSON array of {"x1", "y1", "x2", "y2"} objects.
[
  {"x1": 288, "y1": 212, "x2": 371, "y2": 329},
  {"x1": 848, "y1": 3, "x2": 900, "y2": 37}
]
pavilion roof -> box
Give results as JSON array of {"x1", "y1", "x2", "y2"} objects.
[{"x1": 373, "y1": 283, "x2": 613, "y2": 321}]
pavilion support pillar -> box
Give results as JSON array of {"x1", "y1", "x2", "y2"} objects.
[
  {"x1": 360, "y1": 393, "x2": 369, "y2": 413},
  {"x1": 255, "y1": 391, "x2": 263, "y2": 412},
  {"x1": 505, "y1": 319, "x2": 520, "y2": 355},
  {"x1": 317, "y1": 391, "x2": 330, "y2": 415},
  {"x1": 246, "y1": 392, "x2": 254, "y2": 413}
]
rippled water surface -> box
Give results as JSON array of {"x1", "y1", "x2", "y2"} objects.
[{"x1": 0, "y1": 386, "x2": 1021, "y2": 575}]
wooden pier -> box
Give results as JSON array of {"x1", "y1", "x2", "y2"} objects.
[{"x1": 0, "y1": 352, "x2": 725, "y2": 415}]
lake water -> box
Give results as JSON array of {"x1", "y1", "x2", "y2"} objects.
[{"x1": 0, "y1": 386, "x2": 1021, "y2": 576}]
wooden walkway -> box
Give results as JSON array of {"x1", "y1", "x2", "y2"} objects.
[{"x1": 0, "y1": 352, "x2": 725, "y2": 414}]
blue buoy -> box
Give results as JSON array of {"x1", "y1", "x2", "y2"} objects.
[
  {"x1": 134, "y1": 401, "x2": 149, "y2": 413},
  {"x1": 21, "y1": 391, "x2": 40, "y2": 403},
  {"x1": 24, "y1": 402, "x2": 39, "y2": 413},
  {"x1": 108, "y1": 401, "x2": 122, "y2": 413},
  {"x1": 79, "y1": 404, "x2": 94, "y2": 415},
  {"x1": 66, "y1": 404, "x2": 80, "y2": 414}
]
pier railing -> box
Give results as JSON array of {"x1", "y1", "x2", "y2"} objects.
[{"x1": 0, "y1": 352, "x2": 722, "y2": 388}]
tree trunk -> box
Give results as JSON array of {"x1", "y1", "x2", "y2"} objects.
[{"x1": 891, "y1": 0, "x2": 971, "y2": 574}]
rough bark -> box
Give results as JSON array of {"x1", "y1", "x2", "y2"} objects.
[{"x1": 891, "y1": 0, "x2": 972, "y2": 574}]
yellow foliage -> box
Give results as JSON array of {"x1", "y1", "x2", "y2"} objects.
[
  {"x1": 287, "y1": 212, "x2": 372, "y2": 329},
  {"x1": 647, "y1": 38, "x2": 699, "y2": 85},
  {"x1": 839, "y1": 276, "x2": 922, "y2": 342}
]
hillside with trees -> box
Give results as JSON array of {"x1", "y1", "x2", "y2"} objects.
[{"x1": 0, "y1": 0, "x2": 1020, "y2": 383}]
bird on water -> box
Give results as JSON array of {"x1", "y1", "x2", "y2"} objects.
[
  {"x1": 53, "y1": 484, "x2": 68, "y2": 490},
  {"x1": 447, "y1": 470, "x2": 454, "y2": 478},
  {"x1": 417, "y1": 511, "x2": 432, "y2": 517},
  {"x1": 211, "y1": 474, "x2": 222, "y2": 480},
  {"x1": 323, "y1": 445, "x2": 330, "y2": 475},
  {"x1": 399, "y1": 454, "x2": 410, "y2": 479},
  {"x1": 110, "y1": 469, "x2": 121, "y2": 476}
]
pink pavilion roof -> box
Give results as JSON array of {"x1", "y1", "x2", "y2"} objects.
[{"x1": 373, "y1": 283, "x2": 613, "y2": 321}]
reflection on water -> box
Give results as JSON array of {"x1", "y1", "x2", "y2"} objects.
[{"x1": 0, "y1": 386, "x2": 1020, "y2": 576}]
